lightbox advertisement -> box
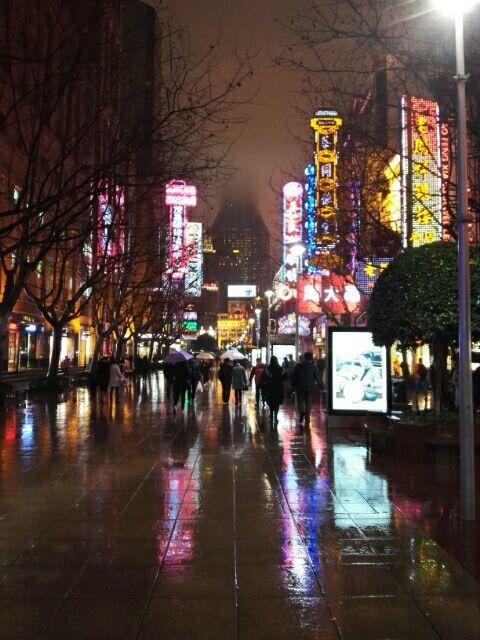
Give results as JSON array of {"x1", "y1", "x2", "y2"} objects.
[{"x1": 328, "y1": 328, "x2": 390, "y2": 414}]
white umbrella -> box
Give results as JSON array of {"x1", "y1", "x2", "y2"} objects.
[
  {"x1": 164, "y1": 350, "x2": 193, "y2": 364},
  {"x1": 196, "y1": 352, "x2": 215, "y2": 361},
  {"x1": 220, "y1": 349, "x2": 245, "y2": 361}
]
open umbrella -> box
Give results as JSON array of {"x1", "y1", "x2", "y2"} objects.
[
  {"x1": 164, "y1": 350, "x2": 193, "y2": 364},
  {"x1": 196, "y1": 352, "x2": 215, "y2": 361},
  {"x1": 220, "y1": 349, "x2": 245, "y2": 361}
]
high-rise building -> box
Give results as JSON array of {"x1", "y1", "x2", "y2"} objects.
[{"x1": 207, "y1": 198, "x2": 271, "y2": 304}]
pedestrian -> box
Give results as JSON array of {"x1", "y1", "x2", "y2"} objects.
[
  {"x1": 109, "y1": 357, "x2": 122, "y2": 403},
  {"x1": 263, "y1": 355, "x2": 285, "y2": 427},
  {"x1": 291, "y1": 351, "x2": 321, "y2": 426},
  {"x1": 218, "y1": 358, "x2": 233, "y2": 403},
  {"x1": 164, "y1": 361, "x2": 174, "y2": 400},
  {"x1": 231, "y1": 360, "x2": 248, "y2": 405},
  {"x1": 413, "y1": 357, "x2": 428, "y2": 411},
  {"x1": 188, "y1": 357, "x2": 202, "y2": 404},
  {"x1": 172, "y1": 360, "x2": 190, "y2": 413},
  {"x1": 249, "y1": 357, "x2": 266, "y2": 407},
  {"x1": 95, "y1": 356, "x2": 110, "y2": 403}
]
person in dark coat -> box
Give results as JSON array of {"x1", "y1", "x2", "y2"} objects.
[
  {"x1": 291, "y1": 351, "x2": 321, "y2": 425},
  {"x1": 263, "y1": 356, "x2": 285, "y2": 427},
  {"x1": 164, "y1": 362, "x2": 175, "y2": 400},
  {"x1": 188, "y1": 358, "x2": 202, "y2": 403},
  {"x1": 95, "y1": 356, "x2": 110, "y2": 403},
  {"x1": 172, "y1": 361, "x2": 190, "y2": 412},
  {"x1": 218, "y1": 358, "x2": 233, "y2": 403}
]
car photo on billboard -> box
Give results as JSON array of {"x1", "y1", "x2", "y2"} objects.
[{"x1": 328, "y1": 328, "x2": 390, "y2": 414}]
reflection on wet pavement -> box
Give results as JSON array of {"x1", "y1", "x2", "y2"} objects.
[{"x1": 0, "y1": 373, "x2": 479, "y2": 639}]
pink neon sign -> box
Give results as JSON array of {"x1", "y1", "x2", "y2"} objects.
[{"x1": 165, "y1": 180, "x2": 197, "y2": 207}]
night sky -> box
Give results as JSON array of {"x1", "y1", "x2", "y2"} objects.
[{"x1": 173, "y1": 0, "x2": 306, "y2": 245}]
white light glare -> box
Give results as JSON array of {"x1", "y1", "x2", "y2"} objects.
[{"x1": 433, "y1": 0, "x2": 478, "y2": 17}]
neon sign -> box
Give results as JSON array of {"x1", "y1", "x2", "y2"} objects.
[
  {"x1": 165, "y1": 180, "x2": 197, "y2": 207},
  {"x1": 440, "y1": 123, "x2": 451, "y2": 242},
  {"x1": 185, "y1": 222, "x2": 203, "y2": 297},
  {"x1": 297, "y1": 274, "x2": 361, "y2": 315},
  {"x1": 309, "y1": 110, "x2": 342, "y2": 266},
  {"x1": 400, "y1": 96, "x2": 442, "y2": 248},
  {"x1": 277, "y1": 314, "x2": 310, "y2": 336},
  {"x1": 356, "y1": 258, "x2": 393, "y2": 295},
  {"x1": 166, "y1": 180, "x2": 196, "y2": 282},
  {"x1": 282, "y1": 182, "x2": 303, "y2": 283}
]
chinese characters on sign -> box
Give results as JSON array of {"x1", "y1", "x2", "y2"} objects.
[
  {"x1": 185, "y1": 222, "x2": 203, "y2": 297},
  {"x1": 309, "y1": 109, "x2": 342, "y2": 264},
  {"x1": 355, "y1": 259, "x2": 393, "y2": 295},
  {"x1": 282, "y1": 182, "x2": 303, "y2": 283},
  {"x1": 297, "y1": 275, "x2": 361, "y2": 315},
  {"x1": 400, "y1": 96, "x2": 442, "y2": 248},
  {"x1": 165, "y1": 180, "x2": 197, "y2": 282}
]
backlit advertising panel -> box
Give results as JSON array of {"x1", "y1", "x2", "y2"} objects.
[
  {"x1": 185, "y1": 222, "x2": 203, "y2": 297},
  {"x1": 297, "y1": 275, "x2": 362, "y2": 315},
  {"x1": 227, "y1": 284, "x2": 257, "y2": 298},
  {"x1": 328, "y1": 328, "x2": 390, "y2": 414}
]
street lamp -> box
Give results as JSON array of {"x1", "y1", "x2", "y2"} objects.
[
  {"x1": 254, "y1": 308, "x2": 261, "y2": 354},
  {"x1": 433, "y1": 0, "x2": 477, "y2": 520},
  {"x1": 290, "y1": 244, "x2": 306, "y2": 361},
  {"x1": 265, "y1": 289, "x2": 274, "y2": 363}
]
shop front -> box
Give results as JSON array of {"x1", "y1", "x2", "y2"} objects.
[{"x1": 9, "y1": 313, "x2": 49, "y2": 371}]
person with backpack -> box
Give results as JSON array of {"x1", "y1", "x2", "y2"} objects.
[
  {"x1": 291, "y1": 351, "x2": 321, "y2": 425},
  {"x1": 249, "y1": 358, "x2": 266, "y2": 407}
]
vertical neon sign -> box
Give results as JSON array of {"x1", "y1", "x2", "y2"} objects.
[
  {"x1": 400, "y1": 96, "x2": 442, "y2": 248},
  {"x1": 282, "y1": 182, "x2": 303, "y2": 283},
  {"x1": 165, "y1": 180, "x2": 197, "y2": 281},
  {"x1": 440, "y1": 123, "x2": 451, "y2": 242},
  {"x1": 309, "y1": 109, "x2": 342, "y2": 267},
  {"x1": 185, "y1": 222, "x2": 203, "y2": 297}
]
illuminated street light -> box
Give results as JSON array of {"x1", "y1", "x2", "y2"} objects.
[
  {"x1": 433, "y1": 0, "x2": 477, "y2": 16},
  {"x1": 433, "y1": 0, "x2": 476, "y2": 520}
]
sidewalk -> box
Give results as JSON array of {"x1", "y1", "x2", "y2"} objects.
[{"x1": 0, "y1": 375, "x2": 478, "y2": 639}]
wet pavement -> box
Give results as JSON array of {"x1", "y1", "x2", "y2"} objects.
[{"x1": 0, "y1": 374, "x2": 479, "y2": 639}]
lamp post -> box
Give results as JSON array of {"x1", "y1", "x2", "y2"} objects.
[
  {"x1": 434, "y1": 0, "x2": 477, "y2": 520},
  {"x1": 254, "y1": 308, "x2": 261, "y2": 354},
  {"x1": 265, "y1": 290, "x2": 274, "y2": 362},
  {"x1": 290, "y1": 244, "x2": 306, "y2": 361}
]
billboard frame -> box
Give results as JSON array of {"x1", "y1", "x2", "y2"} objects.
[{"x1": 327, "y1": 327, "x2": 391, "y2": 416}]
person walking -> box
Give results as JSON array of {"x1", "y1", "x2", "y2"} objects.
[
  {"x1": 188, "y1": 357, "x2": 202, "y2": 404},
  {"x1": 249, "y1": 358, "x2": 266, "y2": 407},
  {"x1": 218, "y1": 358, "x2": 233, "y2": 403},
  {"x1": 263, "y1": 356, "x2": 285, "y2": 427},
  {"x1": 164, "y1": 361, "x2": 175, "y2": 400},
  {"x1": 172, "y1": 360, "x2": 190, "y2": 413},
  {"x1": 413, "y1": 358, "x2": 428, "y2": 411},
  {"x1": 95, "y1": 356, "x2": 110, "y2": 403},
  {"x1": 231, "y1": 361, "x2": 248, "y2": 405},
  {"x1": 108, "y1": 357, "x2": 122, "y2": 403},
  {"x1": 291, "y1": 351, "x2": 321, "y2": 425}
]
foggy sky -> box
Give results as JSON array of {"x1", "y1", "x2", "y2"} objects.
[{"x1": 173, "y1": 0, "x2": 306, "y2": 247}]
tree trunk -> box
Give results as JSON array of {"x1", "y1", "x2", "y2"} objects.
[
  {"x1": 114, "y1": 337, "x2": 124, "y2": 361},
  {"x1": 89, "y1": 336, "x2": 104, "y2": 375},
  {"x1": 0, "y1": 313, "x2": 10, "y2": 375},
  {"x1": 48, "y1": 324, "x2": 63, "y2": 381}
]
